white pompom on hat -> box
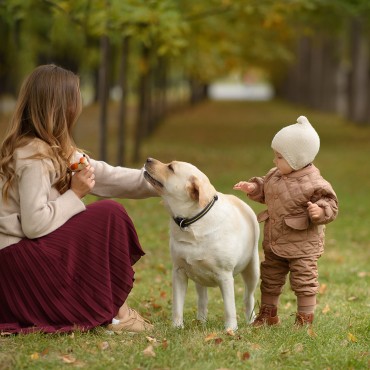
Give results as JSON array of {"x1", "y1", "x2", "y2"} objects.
[{"x1": 271, "y1": 116, "x2": 320, "y2": 170}]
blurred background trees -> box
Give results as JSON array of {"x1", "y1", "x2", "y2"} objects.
[{"x1": 1, "y1": 0, "x2": 370, "y2": 163}]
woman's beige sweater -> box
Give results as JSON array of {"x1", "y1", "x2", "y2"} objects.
[{"x1": 0, "y1": 139, "x2": 156, "y2": 249}]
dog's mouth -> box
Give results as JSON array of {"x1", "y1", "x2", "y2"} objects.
[{"x1": 144, "y1": 170, "x2": 164, "y2": 189}]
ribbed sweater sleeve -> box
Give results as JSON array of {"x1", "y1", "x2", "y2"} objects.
[{"x1": 87, "y1": 158, "x2": 158, "y2": 199}]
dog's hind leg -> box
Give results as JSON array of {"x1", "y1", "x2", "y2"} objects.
[
  {"x1": 195, "y1": 283, "x2": 208, "y2": 322},
  {"x1": 172, "y1": 266, "x2": 188, "y2": 328},
  {"x1": 219, "y1": 275, "x2": 238, "y2": 331},
  {"x1": 241, "y1": 247, "x2": 260, "y2": 323}
]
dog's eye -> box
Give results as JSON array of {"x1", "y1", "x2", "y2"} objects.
[{"x1": 168, "y1": 164, "x2": 175, "y2": 172}]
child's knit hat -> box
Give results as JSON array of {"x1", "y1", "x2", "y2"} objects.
[{"x1": 271, "y1": 116, "x2": 320, "y2": 170}]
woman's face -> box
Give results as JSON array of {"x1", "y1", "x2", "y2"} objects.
[{"x1": 273, "y1": 151, "x2": 294, "y2": 175}]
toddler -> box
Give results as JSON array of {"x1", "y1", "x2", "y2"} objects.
[{"x1": 234, "y1": 116, "x2": 338, "y2": 326}]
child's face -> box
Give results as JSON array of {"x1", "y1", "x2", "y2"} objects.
[{"x1": 273, "y1": 151, "x2": 294, "y2": 175}]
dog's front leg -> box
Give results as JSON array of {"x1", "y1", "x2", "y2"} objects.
[
  {"x1": 195, "y1": 283, "x2": 208, "y2": 322},
  {"x1": 219, "y1": 276, "x2": 238, "y2": 331},
  {"x1": 172, "y1": 266, "x2": 188, "y2": 328}
]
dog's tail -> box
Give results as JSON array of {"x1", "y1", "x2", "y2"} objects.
[{"x1": 246, "y1": 205, "x2": 260, "y2": 253}]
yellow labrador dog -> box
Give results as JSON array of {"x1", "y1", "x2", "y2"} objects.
[{"x1": 144, "y1": 158, "x2": 260, "y2": 331}]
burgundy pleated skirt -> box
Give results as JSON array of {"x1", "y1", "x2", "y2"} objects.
[{"x1": 0, "y1": 199, "x2": 145, "y2": 334}]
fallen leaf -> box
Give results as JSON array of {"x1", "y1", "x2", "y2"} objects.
[
  {"x1": 143, "y1": 345, "x2": 156, "y2": 357},
  {"x1": 280, "y1": 349, "x2": 290, "y2": 355},
  {"x1": 319, "y1": 284, "x2": 327, "y2": 295},
  {"x1": 241, "y1": 352, "x2": 250, "y2": 360},
  {"x1": 307, "y1": 326, "x2": 317, "y2": 338},
  {"x1": 357, "y1": 271, "x2": 367, "y2": 278},
  {"x1": 146, "y1": 336, "x2": 157, "y2": 343},
  {"x1": 347, "y1": 296, "x2": 358, "y2": 301},
  {"x1": 284, "y1": 302, "x2": 292, "y2": 309},
  {"x1": 40, "y1": 348, "x2": 49, "y2": 357},
  {"x1": 322, "y1": 304, "x2": 330, "y2": 314},
  {"x1": 333, "y1": 255, "x2": 344, "y2": 263},
  {"x1": 294, "y1": 343, "x2": 304, "y2": 353},
  {"x1": 250, "y1": 343, "x2": 261, "y2": 350},
  {"x1": 30, "y1": 352, "x2": 39, "y2": 360},
  {"x1": 347, "y1": 333, "x2": 357, "y2": 343},
  {"x1": 0, "y1": 332, "x2": 12, "y2": 336},
  {"x1": 160, "y1": 291, "x2": 167, "y2": 298},
  {"x1": 61, "y1": 354, "x2": 76, "y2": 364},
  {"x1": 237, "y1": 351, "x2": 250, "y2": 360},
  {"x1": 72, "y1": 360, "x2": 86, "y2": 368},
  {"x1": 204, "y1": 332, "x2": 218, "y2": 342},
  {"x1": 214, "y1": 338, "x2": 223, "y2": 345},
  {"x1": 98, "y1": 341, "x2": 109, "y2": 350},
  {"x1": 162, "y1": 339, "x2": 169, "y2": 349},
  {"x1": 157, "y1": 264, "x2": 166, "y2": 272}
]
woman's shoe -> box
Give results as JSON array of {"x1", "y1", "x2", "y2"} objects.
[{"x1": 107, "y1": 306, "x2": 153, "y2": 333}]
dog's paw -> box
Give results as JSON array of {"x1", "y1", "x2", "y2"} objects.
[
  {"x1": 225, "y1": 322, "x2": 238, "y2": 331},
  {"x1": 172, "y1": 321, "x2": 184, "y2": 329},
  {"x1": 246, "y1": 311, "x2": 256, "y2": 324},
  {"x1": 196, "y1": 315, "x2": 207, "y2": 323}
]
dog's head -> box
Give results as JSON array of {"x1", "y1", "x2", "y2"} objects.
[{"x1": 144, "y1": 157, "x2": 217, "y2": 216}]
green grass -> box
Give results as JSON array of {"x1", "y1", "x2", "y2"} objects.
[{"x1": 1, "y1": 100, "x2": 369, "y2": 369}]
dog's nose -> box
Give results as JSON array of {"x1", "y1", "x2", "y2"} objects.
[{"x1": 146, "y1": 157, "x2": 153, "y2": 163}]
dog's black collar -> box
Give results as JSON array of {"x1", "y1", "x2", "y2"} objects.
[{"x1": 173, "y1": 195, "x2": 218, "y2": 229}]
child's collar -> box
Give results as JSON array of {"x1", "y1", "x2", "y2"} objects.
[{"x1": 281, "y1": 164, "x2": 318, "y2": 178}]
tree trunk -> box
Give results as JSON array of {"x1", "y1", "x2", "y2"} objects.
[
  {"x1": 133, "y1": 45, "x2": 150, "y2": 163},
  {"x1": 295, "y1": 36, "x2": 311, "y2": 104},
  {"x1": 309, "y1": 35, "x2": 342, "y2": 112},
  {"x1": 157, "y1": 56, "x2": 168, "y2": 121},
  {"x1": 98, "y1": 35, "x2": 110, "y2": 161},
  {"x1": 320, "y1": 37, "x2": 341, "y2": 112},
  {"x1": 150, "y1": 56, "x2": 168, "y2": 132},
  {"x1": 276, "y1": 36, "x2": 311, "y2": 104},
  {"x1": 117, "y1": 37, "x2": 130, "y2": 166},
  {"x1": 347, "y1": 18, "x2": 369, "y2": 124},
  {"x1": 189, "y1": 79, "x2": 208, "y2": 105},
  {"x1": 308, "y1": 37, "x2": 324, "y2": 109},
  {"x1": 277, "y1": 35, "x2": 345, "y2": 115}
]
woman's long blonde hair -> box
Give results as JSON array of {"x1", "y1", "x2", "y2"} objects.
[{"x1": 0, "y1": 64, "x2": 82, "y2": 199}]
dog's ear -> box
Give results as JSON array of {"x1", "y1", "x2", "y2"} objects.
[
  {"x1": 187, "y1": 176, "x2": 216, "y2": 208},
  {"x1": 186, "y1": 176, "x2": 200, "y2": 203}
]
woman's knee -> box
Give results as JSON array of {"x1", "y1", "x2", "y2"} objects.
[{"x1": 87, "y1": 199, "x2": 126, "y2": 216}]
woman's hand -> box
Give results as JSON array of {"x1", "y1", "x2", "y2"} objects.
[
  {"x1": 70, "y1": 165, "x2": 95, "y2": 199},
  {"x1": 233, "y1": 181, "x2": 256, "y2": 194}
]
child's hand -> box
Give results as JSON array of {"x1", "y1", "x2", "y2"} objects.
[
  {"x1": 307, "y1": 201, "x2": 324, "y2": 221},
  {"x1": 233, "y1": 181, "x2": 256, "y2": 194}
]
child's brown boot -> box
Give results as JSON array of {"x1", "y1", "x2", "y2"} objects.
[
  {"x1": 252, "y1": 304, "x2": 279, "y2": 328},
  {"x1": 294, "y1": 312, "x2": 314, "y2": 327}
]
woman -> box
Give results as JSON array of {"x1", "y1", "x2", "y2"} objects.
[{"x1": 0, "y1": 64, "x2": 157, "y2": 334}]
